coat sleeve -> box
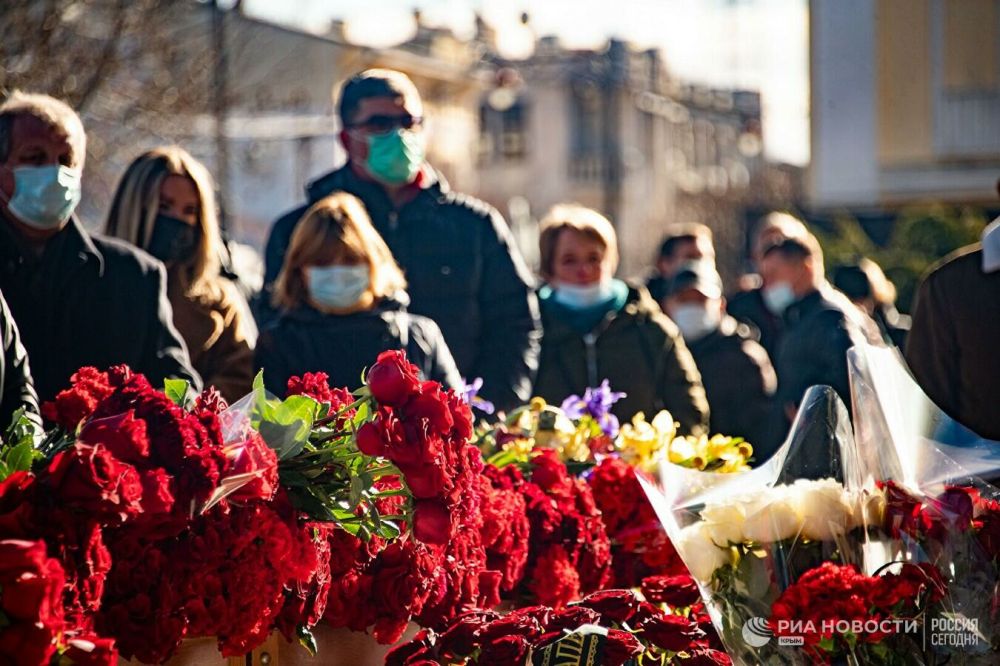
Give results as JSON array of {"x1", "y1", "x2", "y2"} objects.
[
  {"x1": 0, "y1": 289, "x2": 40, "y2": 432},
  {"x1": 471, "y1": 208, "x2": 542, "y2": 412},
  {"x1": 904, "y1": 271, "x2": 958, "y2": 418},
  {"x1": 658, "y1": 328, "x2": 710, "y2": 436},
  {"x1": 427, "y1": 322, "x2": 463, "y2": 392},
  {"x1": 144, "y1": 263, "x2": 203, "y2": 392},
  {"x1": 197, "y1": 284, "x2": 256, "y2": 403}
]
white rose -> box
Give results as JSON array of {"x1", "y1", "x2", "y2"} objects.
[
  {"x1": 675, "y1": 521, "x2": 732, "y2": 583},
  {"x1": 742, "y1": 486, "x2": 803, "y2": 544},
  {"x1": 791, "y1": 478, "x2": 854, "y2": 542},
  {"x1": 700, "y1": 498, "x2": 747, "y2": 546},
  {"x1": 849, "y1": 486, "x2": 886, "y2": 530}
]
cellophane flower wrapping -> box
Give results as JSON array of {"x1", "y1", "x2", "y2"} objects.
[
  {"x1": 847, "y1": 341, "x2": 1000, "y2": 662},
  {"x1": 641, "y1": 385, "x2": 877, "y2": 665}
]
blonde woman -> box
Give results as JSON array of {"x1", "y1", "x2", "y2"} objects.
[
  {"x1": 104, "y1": 146, "x2": 253, "y2": 401},
  {"x1": 256, "y1": 192, "x2": 461, "y2": 394},
  {"x1": 532, "y1": 204, "x2": 709, "y2": 434}
]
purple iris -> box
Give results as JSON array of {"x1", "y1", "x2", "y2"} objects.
[
  {"x1": 560, "y1": 380, "x2": 626, "y2": 438},
  {"x1": 459, "y1": 377, "x2": 495, "y2": 415}
]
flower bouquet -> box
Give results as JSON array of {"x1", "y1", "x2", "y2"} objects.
[
  {"x1": 0, "y1": 350, "x2": 499, "y2": 665},
  {"x1": 383, "y1": 586, "x2": 731, "y2": 665}
]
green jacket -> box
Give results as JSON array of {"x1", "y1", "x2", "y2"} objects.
[{"x1": 534, "y1": 283, "x2": 710, "y2": 434}]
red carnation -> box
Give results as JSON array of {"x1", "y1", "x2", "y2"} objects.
[
  {"x1": 225, "y1": 431, "x2": 279, "y2": 503},
  {"x1": 529, "y1": 546, "x2": 581, "y2": 608},
  {"x1": 367, "y1": 350, "x2": 422, "y2": 406},
  {"x1": 78, "y1": 410, "x2": 150, "y2": 464},
  {"x1": 41, "y1": 366, "x2": 116, "y2": 430},
  {"x1": 413, "y1": 500, "x2": 452, "y2": 545},
  {"x1": 0, "y1": 539, "x2": 66, "y2": 665},
  {"x1": 42, "y1": 443, "x2": 144, "y2": 523}
]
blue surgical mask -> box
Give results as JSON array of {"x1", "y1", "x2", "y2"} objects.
[
  {"x1": 364, "y1": 128, "x2": 425, "y2": 186},
  {"x1": 762, "y1": 282, "x2": 796, "y2": 315},
  {"x1": 3, "y1": 165, "x2": 82, "y2": 230},
  {"x1": 307, "y1": 265, "x2": 370, "y2": 309},
  {"x1": 554, "y1": 280, "x2": 614, "y2": 310}
]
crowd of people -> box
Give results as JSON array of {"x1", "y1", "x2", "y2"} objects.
[{"x1": 1, "y1": 68, "x2": 998, "y2": 461}]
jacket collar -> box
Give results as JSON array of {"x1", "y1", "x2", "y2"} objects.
[
  {"x1": 540, "y1": 281, "x2": 660, "y2": 340},
  {"x1": 783, "y1": 288, "x2": 824, "y2": 326},
  {"x1": 0, "y1": 215, "x2": 103, "y2": 277},
  {"x1": 305, "y1": 163, "x2": 447, "y2": 206}
]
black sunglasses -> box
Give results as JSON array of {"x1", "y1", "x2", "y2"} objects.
[{"x1": 347, "y1": 114, "x2": 422, "y2": 134}]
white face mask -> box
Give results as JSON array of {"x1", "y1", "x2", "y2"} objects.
[
  {"x1": 307, "y1": 265, "x2": 370, "y2": 309},
  {"x1": 762, "y1": 281, "x2": 796, "y2": 315},
  {"x1": 670, "y1": 303, "x2": 721, "y2": 342},
  {"x1": 553, "y1": 280, "x2": 614, "y2": 310}
]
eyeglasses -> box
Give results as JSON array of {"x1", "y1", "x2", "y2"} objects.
[{"x1": 347, "y1": 114, "x2": 422, "y2": 134}]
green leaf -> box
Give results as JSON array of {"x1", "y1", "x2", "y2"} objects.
[
  {"x1": 297, "y1": 626, "x2": 318, "y2": 656},
  {"x1": 258, "y1": 395, "x2": 322, "y2": 460},
  {"x1": 163, "y1": 378, "x2": 190, "y2": 407},
  {"x1": 4, "y1": 441, "x2": 36, "y2": 474},
  {"x1": 252, "y1": 370, "x2": 265, "y2": 393}
]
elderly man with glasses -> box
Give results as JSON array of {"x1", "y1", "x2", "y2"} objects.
[{"x1": 262, "y1": 69, "x2": 540, "y2": 412}]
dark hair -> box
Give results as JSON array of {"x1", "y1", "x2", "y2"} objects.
[
  {"x1": 762, "y1": 237, "x2": 814, "y2": 262},
  {"x1": 338, "y1": 69, "x2": 421, "y2": 126},
  {"x1": 658, "y1": 223, "x2": 712, "y2": 260}
]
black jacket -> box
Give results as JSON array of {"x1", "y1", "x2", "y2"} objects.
[
  {"x1": 255, "y1": 297, "x2": 462, "y2": 396},
  {"x1": 0, "y1": 217, "x2": 201, "y2": 405},
  {"x1": 0, "y1": 288, "x2": 39, "y2": 431},
  {"x1": 533, "y1": 284, "x2": 710, "y2": 435},
  {"x1": 686, "y1": 316, "x2": 776, "y2": 448},
  {"x1": 261, "y1": 165, "x2": 540, "y2": 412},
  {"x1": 765, "y1": 287, "x2": 866, "y2": 458},
  {"x1": 727, "y1": 287, "x2": 784, "y2": 360}
]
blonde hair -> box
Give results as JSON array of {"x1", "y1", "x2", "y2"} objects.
[
  {"x1": 538, "y1": 203, "x2": 619, "y2": 279},
  {"x1": 0, "y1": 90, "x2": 87, "y2": 167},
  {"x1": 104, "y1": 146, "x2": 221, "y2": 297},
  {"x1": 273, "y1": 192, "x2": 406, "y2": 310}
]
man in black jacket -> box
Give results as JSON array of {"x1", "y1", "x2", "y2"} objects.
[
  {"x1": 262, "y1": 70, "x2": 540, "y2": 411},
  {"x1": 758, "y1": 236, "x2": 868, "y2": 457},
  {"x1": 663, "y1": 262, "x2": 776, "y2": 448},
  {"x1": 0, "y1": 288, "x2": 39, "y2": 431},
  {"x1": 0, "y1": 91, "x2": 199, "y2": 404}
]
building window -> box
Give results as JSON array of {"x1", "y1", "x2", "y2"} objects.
[
  {"x1": 943, "y1": 0, "x2": 999, "y2": 91},
  {"x1": 478, "y1": 98, "x2": 528, "y2": 162}
]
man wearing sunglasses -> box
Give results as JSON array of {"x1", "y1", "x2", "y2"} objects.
[{"x1": 262, "y1": 69, "x2": 540, "y2": 412}]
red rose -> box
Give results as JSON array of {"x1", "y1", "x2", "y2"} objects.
[
  {"x1": 545, "y1": 606, "x2": 602, "y2": 633},
  {"x1": 413, "y1": 500, "x2": 452, "y2": 545},
  {"x1": 226, "y1": 431, "x2": 279, "y2": 503},
  {"x1": 476, "y1": 613, "x2": 545, "y2": 644},
  {"x1": 576, "y1": 589, "x2": 641, "y2": 624},
  {"x1": 400, "y1": 462, "x2": 450, "y2": 500},
  {"x1": 478, "y1": 635, "x2": 530, "y2": 665},
  {"x1": 641, "y1": 574, "x2": 701, "y2": 607},
  {"x1": 603, "y1": 629, "x2": 644, "y2": 666},
  {"x1": 43, "y1": 443, "x2": 144, "y2": 522},
  {"x1": 367, "y1": 350, "x2": 422, "y2": 406},
  {"x1": 404, "y1": 386, "x2": 454, "y2": 437},
  {"x1": 357, "y1": 422, "x2": 388, "y2": 457},
  {"x1": 438, "y1": 610, "x2": 500, "y2": 657},
  {"x1": 638, "y1": 613, "x2": 705, "y2": 652}
]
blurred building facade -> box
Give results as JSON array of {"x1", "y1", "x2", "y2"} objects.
[
  {"x1": 474, "y1": 34, "x2": 783, "y2": 281},
  {"x1": 809, "y1": 0, "x2": 1000, "y2": 210}
]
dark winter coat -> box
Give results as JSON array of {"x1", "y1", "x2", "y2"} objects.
[
  {"x1": 0, "y1": 288, "x2": 39, "y2": 430},
  {"x1": 261, "y1": 165, "x2": 540, "y2": 412},
  {"x1": 254, "y1": 296, "x2": 462, "y2": 396},
  {"x1": 686, "y1": 316, "x2": 776, "y2": 447},
  {"x1": 533, "y1": 284, "x2": 710, "y2": 435},
  {"x1": 906, "y1": 245, "x2": 1000, "y2": 440},
  {"x1": 0, "y1": 217, "x2": 200, "y2": 404}
]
